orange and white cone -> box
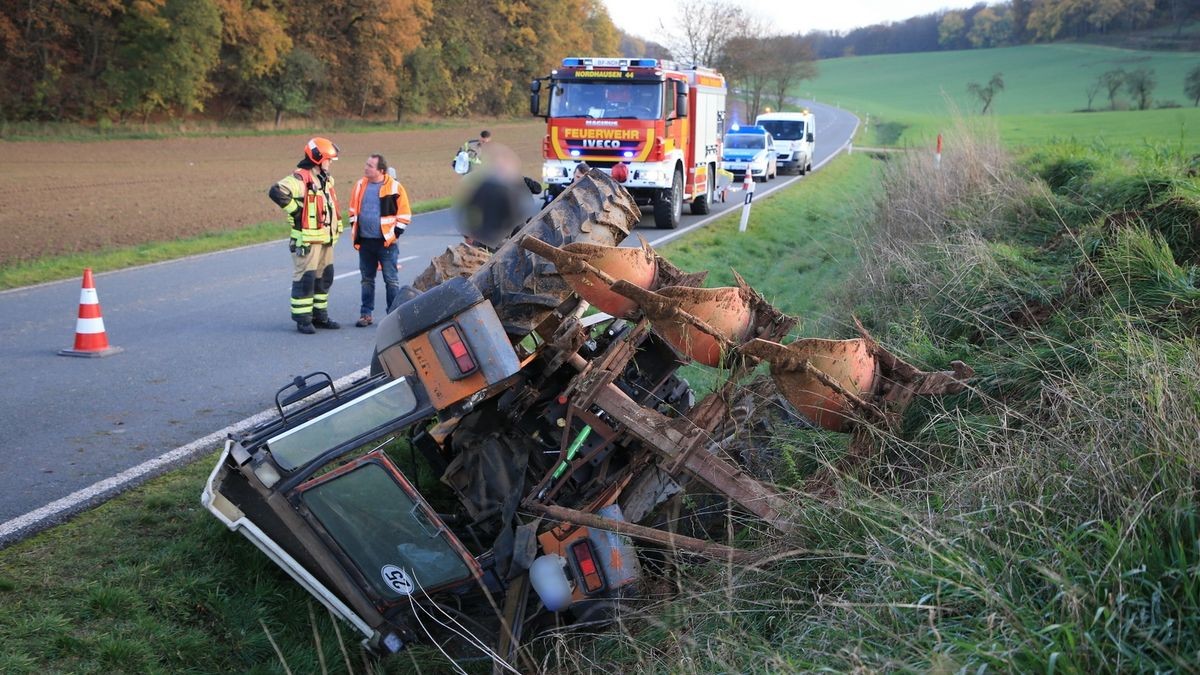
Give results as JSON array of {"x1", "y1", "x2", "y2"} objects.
[{"x1": 59, "y1": 268, "x2": 122, "y2": 358}]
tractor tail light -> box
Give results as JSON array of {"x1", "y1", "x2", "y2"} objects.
[
  {"x1": 569, "y1": 539, "x2": 606, "y2": 594},
  {"x1": 440, "y1": 326, "x2": 477, "y2": 375}
]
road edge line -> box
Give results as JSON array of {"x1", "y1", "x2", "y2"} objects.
[
  {"x1": 647, "y1": 116, "x2": 859, "y2": 247},
  {"x1": 0, "y1": 366, "x2": 371, "y2": 550}
]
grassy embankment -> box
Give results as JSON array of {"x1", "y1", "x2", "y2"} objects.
[
  {"x1": 549, "y1": 117, "x2": 1200, "y2": 670},
  {"x1": 804, "y1": 43, "x2": 1200, "y2": 153},
  {"x1": 0, "y1": 149, "x2": 877, "y2": 673}
]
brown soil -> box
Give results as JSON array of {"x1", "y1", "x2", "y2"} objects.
[{"x1": 1, "y1": 121, "x2": 546, "y2": 267}]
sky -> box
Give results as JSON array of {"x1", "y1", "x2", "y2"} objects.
[{"x1": 602, "y1": 0, "x2": 985, "y2": 41}]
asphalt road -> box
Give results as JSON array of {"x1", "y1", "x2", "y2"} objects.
[{"x1": 0, "y1": 101, "x2": 857, "y2": 543}]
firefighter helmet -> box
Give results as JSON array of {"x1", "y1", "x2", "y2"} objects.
[{"x1": 304, "y1": 137, "x2": 339, "y2": 164}]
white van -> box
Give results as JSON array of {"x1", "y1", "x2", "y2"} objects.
[{"x1": 755, "y1": 110, "x2": 815, "y2": 175}]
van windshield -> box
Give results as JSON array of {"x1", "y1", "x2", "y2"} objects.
[
  {"x1": 725, "y1": 134, "x2": 766, "y2": 150},
  {"x1": 758, "y1": 120, "x2": 805, "y2": 140}
]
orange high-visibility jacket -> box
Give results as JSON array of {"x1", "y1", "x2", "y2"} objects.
[{"x1": 348, "y1": 175, "x2": 412, "y2": 248}]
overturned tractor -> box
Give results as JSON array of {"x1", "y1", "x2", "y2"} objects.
[{"x1": 202, "y1": 170, "x2": 971, "y2": 664}]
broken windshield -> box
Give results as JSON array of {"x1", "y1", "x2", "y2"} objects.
[
  {"x1": 267, "y1": 378, "x2": 419, "y2": 471},
  {"x1": 550, "y1": 81, "x2": 663, "y2": 120},
  {"x1": 301, "y1": 458, "x2": 476, "y2": 600}
]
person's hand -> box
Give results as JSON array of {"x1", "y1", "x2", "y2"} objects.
[{"x1": 288, "y1": 240, "x2": 296, "y2": 253}]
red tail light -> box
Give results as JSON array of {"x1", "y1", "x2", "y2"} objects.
[
  {"x1": 440, "y1": 326, "x2": 477, "y2": 375},
  {"x1": 569, "y1": 539, "x2": 606, "y2": 594}
]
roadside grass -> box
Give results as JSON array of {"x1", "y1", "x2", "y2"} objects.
[
  {"x1": 0, "y1": 156, "x2": 873, "y2": 672},
  {"x1": 548, "y1": 116, "x2": 1200, "y2": 672},
  {"x1": 0, "y1": 443, "x2": 470, "y2": 674},
  {"x1": 808, "y1": 42, "x2": 1200, "y2": 153},
  {"x1": 660, "y1": 154, "x2": 878, "y2": 392},
  {"x1": 0, "y1": 197, "x2": 452, "y2": 291}
]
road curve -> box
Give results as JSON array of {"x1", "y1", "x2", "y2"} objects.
[{"x1": 0, "y1": 101, "x2": 857, "y2": 545}]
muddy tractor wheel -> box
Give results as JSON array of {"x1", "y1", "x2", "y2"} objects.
[{"x1": 654, "y1": 169, "x2": 683, "y2": 229}]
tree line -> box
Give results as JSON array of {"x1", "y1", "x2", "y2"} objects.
[
  {"x1": 804, "y1": 0, "x2": 1200, "y2": 58},
  {"x1": 0, "y1": 0, "x2": 618, "y2": 124}
]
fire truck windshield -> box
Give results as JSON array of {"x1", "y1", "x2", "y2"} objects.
[{"x1": 550, "y1": 81, "x2": 663, "y2": 120}]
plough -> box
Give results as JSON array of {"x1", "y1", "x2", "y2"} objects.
[{"x1": 202, "y1": 169, "x2": 971, "y2": 664}]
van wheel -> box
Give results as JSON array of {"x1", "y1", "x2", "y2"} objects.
[
  {"x1": 690, "y1": 171, "x2": 712, "y2": 215},
  {"x1": 654, "y1": 169, "x2": 683, "y2": 229}
]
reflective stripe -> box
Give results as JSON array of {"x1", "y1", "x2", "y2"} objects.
[
  {"x1": 79, "y1": 288, "x2": 99, "y2": 304},
  {"x1": 74, "y1": 317, "x2": 107, "y2": 334}
]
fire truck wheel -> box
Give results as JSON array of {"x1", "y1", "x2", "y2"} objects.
[
  {"x1": 690, "y1": 171, "x2": 712, "y2": 215},
  {"x1": 654, "y1": 168, "x2": 683, "y2": 229}
]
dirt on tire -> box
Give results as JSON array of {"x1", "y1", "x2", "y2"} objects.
[{"x1": 1, "y1": 121, "x2": 546, "y2": 267}]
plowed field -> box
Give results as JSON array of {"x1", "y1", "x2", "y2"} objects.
[{"x1": 1, "y1": 121, "x2": 545, "y2": 267}]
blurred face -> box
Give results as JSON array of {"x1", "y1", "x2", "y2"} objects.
[
  {"x1": 364, "y1": 156, "x2": 383, "y2": 182},
  {"x1": 319, "y1": 158, "x2": 333, "y2": 172},
  {"x1": 573, "y1": 166, "x2": 587, "y2": 182}
]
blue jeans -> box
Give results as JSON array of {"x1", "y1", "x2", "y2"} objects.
[{"x1": 358, "y1": 239, "x2": 400, "y2": 316}]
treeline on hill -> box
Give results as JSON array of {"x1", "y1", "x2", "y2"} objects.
[
  {"x1": 805, "y1": 0, "x2": 1200, "y2": 58},
  {"x1": 0, "y1": 0, "x2": 618, "y2": 124}
]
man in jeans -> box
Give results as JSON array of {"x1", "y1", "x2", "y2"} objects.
[{"x1": 347, "y1": 154, "x2": 411, "y2": 327}]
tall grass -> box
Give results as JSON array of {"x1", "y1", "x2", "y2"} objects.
[{"x1": 548, "y1": 115, "x2": 1200, "y2": 672}]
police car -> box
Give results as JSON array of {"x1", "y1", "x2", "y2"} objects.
[{"x1": 720, "y1": 124, "x2": 777, "y2": 182}]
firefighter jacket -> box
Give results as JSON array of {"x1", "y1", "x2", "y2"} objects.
[
  {"x1": 348, "y1": 175, "x2": 412, "y2": 249},
  {"x1": 269, "y1": 167, "x2": 343, "y2": 246}
]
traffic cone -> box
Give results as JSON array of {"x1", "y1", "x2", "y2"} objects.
[{"x1": 59, "y1": 268, "x2": 123, "y2": 358}]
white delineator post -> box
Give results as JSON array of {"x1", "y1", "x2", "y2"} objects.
[
  {"x1": 737, "y1": 169, "x2": 755, "y2": 233},
  {"x1": 936, "y1": 133, "x2": 943, "y2": 170}
]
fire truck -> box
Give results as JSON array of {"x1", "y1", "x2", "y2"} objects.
[{"x1": 530, "y1": 57, "x2": 727, "y2": 229}]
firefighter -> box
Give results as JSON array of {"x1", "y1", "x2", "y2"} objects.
[
  {"x1": 269, "y1": 137, "x2": 344, "y2": 334},
  {"x1": 348, "y1": 153, "x2": 411, "y2": 327}
]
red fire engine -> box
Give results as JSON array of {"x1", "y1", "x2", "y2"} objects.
[{"x1": 531, "y1": 57, "x2": 727, "y2": 229}]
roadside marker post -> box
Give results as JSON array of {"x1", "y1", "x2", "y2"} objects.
[
  {"x1": 936, "y1": 133, "x2": 943, "y2": 170},
  {"x1": 737, "y1": 170, "x2": 755, "y2": 233}
]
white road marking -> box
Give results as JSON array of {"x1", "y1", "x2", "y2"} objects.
[
  {"x1": 647, "y1": 125, "x2": 856, "y2": 247},
  {"x1": 2, "y1": 114, "x2": 859, "y2": 547},
  {"x1": 0, "y1": 367, "x2": 371, "y2": 548},
  {"x1": 333, "y1": 255, "x2": 419, "y2": 281}
]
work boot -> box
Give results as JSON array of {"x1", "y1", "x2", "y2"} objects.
[
  {"x1": 296, "y1": 322, "x2": 316, "y2": 334},
  {"x1": 312, "y1": 317, "x2": 341, "y2": 329}
]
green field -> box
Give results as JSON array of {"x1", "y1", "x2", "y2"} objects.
[{"x1": 802, "y1": 43, "x2": 1200, "y2": 150}]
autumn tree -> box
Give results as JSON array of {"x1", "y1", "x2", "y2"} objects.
[
  {"x1": 210, "y1": 0, "x2": 292, "y2": 119},
  {"x1": 938, "y1": 11, "x2": 967, "y2": 49},
  {"x1": 967, "y1": 7, "x2": 1014, "y2": 48},
  {"x1": 1099, "y1": 68, "x2": 1126, "y2": 109},
  {"x1": 1085, "y1": 78, "x2": 1102, "y2": 110},
  {"x1": 663, "y1": 0, "x2": 750, "y2": 66},
  {"x1": 1124, "y1": 67, "x2": 1156, "y2": 110},
  {"x1": 1186, "y1": 64, "x2": 1200, "y2": 107},
  {"x1": 104, "y1": 0, "x2": 223, "y2": 122},
  {"x1": 967, "y1": 72, "x2": 1005, "y2": 114},
  {"x1": 258, "y1": 48, "x2": 326, "y2": 127},
  {"x1": 767, "y1": 37, "x2": 817, "y2": 111}
]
